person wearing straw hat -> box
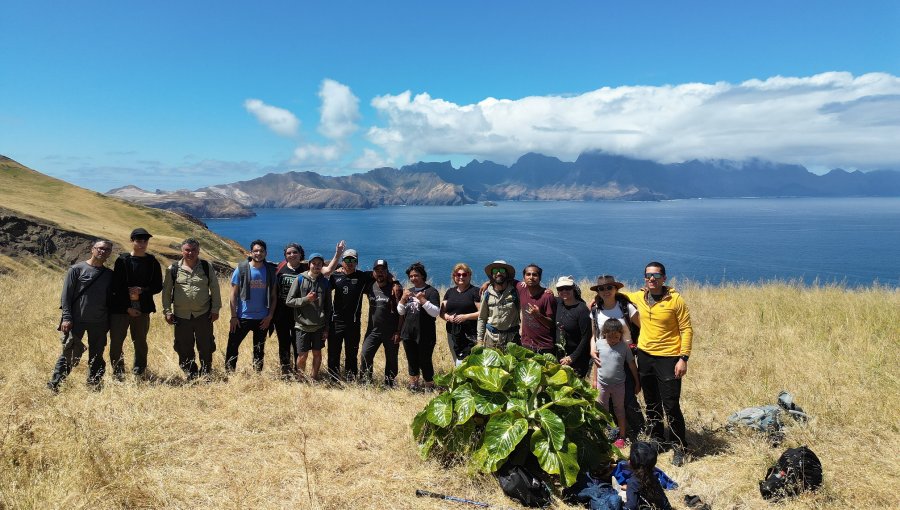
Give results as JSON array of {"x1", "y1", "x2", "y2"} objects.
[
  {"x1": 590, "y1": 274, "x2": 645, "y2": 441},
  {"x1": 476, "y1": 260, "x2": 520, "y2": 349}
]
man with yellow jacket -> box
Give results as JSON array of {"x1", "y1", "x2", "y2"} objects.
[{"x1": 626, "y1": 261, "x2": 693, "y2": 466}]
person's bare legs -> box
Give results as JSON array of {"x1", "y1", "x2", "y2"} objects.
[
  {"x1": 311, "y1": 350, "x2": 322, "y2": 380},
  {"x1": 296, "y1": 353, "x2": 309, "y2": 380}
]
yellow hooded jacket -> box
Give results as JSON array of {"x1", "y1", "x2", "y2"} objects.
[{"x1": 625, "y1": 287, "x2": 693, "y2": 357}]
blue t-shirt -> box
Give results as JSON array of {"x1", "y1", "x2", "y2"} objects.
[{"x1": 231, "y1": 265, "x2": 270, "y2": 320}]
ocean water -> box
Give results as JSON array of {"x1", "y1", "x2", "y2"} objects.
[{"x1": 205, "y1": 198, "x2": 900, "y2": 288}]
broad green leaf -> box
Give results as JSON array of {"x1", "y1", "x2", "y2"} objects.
[
  {"x1": 418, "y1": 432, "x2": 437, "y2": 459},
  {"x1": 537, "y1": 408, "x2": 566, "y2": 451},
  {"x1": 500, "y1": 353, "x2": 517, "y2": 373},
  {"x1": 480, "y1": 411, "x2": 529, "y2": 471},
  {"x1": 451, "y1": 383, "x2": 477, "y2": 424},
  {"x1": 505, "y1": 343, "x2": 533, "y2": 360},
  {"x1": 547, "y1": 386, "x2": 575, "y2": 400},
  {"x1": 512, "y1": 359, "x2": 542, "y2": 391},
  {"x1": 463, "y1": 366, "x2": 511, "y2": 393},
  {"x1": 433, "y1": 372, "x2": 452, "y2": 388},
  {"x1": 425, "y1": 392, "x2": 453, "y2": 427},
  {"x1": 473, "y1": 390, "x2": 506, "y2": 415},
  {"x1": 467, "y1": 349, "x2": 504, "y2": 368},
  {"x1": 546, "y1": 368, "x2": 570, "y2": 387},
  {"x1": 559, "y1": 407, "x2": 586, "y2": 428},
  {"x1": 553, "y1": 397, "x2": 590, "y2": 407},
  {"x1": 557, "y1": 441, "x2": 581, "y2": 487},
  {"x1": 505, "y1": 396, "x2": 529, "y2": 416},
  {"x1": 530, "y1": 429, "x2": 561, "y2": 475},
  {"x1": 411, "y1": 409, "x2": 428, "y2": 439}
]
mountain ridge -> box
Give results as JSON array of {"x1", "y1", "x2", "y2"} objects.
[{"x1": 105, "y1": 151, "x2": 900, "y2": 217}]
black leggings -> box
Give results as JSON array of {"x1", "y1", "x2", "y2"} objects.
[{"x1": 403, "y1": 336, "x2": 436, "y2": 382}]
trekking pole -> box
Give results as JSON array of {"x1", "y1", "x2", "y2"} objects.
[{"x1": 415, "y1": 489, "x2": 490, "y2": 507}]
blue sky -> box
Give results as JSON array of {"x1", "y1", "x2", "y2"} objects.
[{"x1": 2, "y1": 0, "x2": 899, "y2": 191}]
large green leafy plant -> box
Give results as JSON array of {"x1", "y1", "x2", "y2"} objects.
[{"x1": 411, "y1": 344, "x2": 619, "y2": 487}]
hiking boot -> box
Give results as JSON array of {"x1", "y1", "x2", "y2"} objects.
[
  {"x1": 46, "y1": 381, "x2": 60, "y2": 394},
  {"x1": 672, "y1": 447, "x2": 688, "y2": 467}
]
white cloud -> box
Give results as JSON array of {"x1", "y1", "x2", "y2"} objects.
[
  {"x1": 292, "y1": 144, "x2": 342, "y2": 164},
  {"x1": 318, "y1": 79, "x2": 360, "y2": 140},
  {"x1": 350, "y1": 148, "x2": 392, "y2": 169},
  {"x1": 366, "y1": 72, "x2": 900, "y2": 170},
  {"x1": 244, "y1": 98, "x2": 300, "y2": 137}
]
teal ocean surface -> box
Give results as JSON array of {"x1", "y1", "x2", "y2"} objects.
[{"x1": 205, "y1": 198, "x2": 900, "y2": 288}]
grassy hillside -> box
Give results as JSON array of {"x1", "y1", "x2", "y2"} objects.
[
  {"x1": 0, "y1": 272, "x2": 897, "y2": 509},
  {"x1": 0, "y1": 156, "x2": 245, "y2": 269}
]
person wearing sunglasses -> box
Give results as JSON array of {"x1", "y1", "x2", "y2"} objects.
[
  {"x1": 476, "y1": 260, "x2": 521, "y2": 349},
  {"x1": 440, "y1": 263, "x2": 482, "y2": 366},
  {"x1": 589, "y1": 274, "x2": 645, "y2": 443},
  {"x1": 625, "y1": 261, "x2": 694, "y2": 467}
]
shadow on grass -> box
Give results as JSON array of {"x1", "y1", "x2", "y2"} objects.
[{"x1": 686, "y1": 424, "x2": 732, "y2": 459}]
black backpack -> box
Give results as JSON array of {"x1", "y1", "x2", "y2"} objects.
[
  {"x1": 759, "y1": 446, "x2": 823, "y2": 501},
  {"x1": 496, "y1": 458, "x2": 552, "y2": 508}
]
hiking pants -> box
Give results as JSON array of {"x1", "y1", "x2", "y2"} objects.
[
  {"x1": 327, "y1": 320, "x2": 361, "y2": 381},
  {"x1": 360, "y1": 332, "x2": 399, "y2": 386},
  {"x1": 403, "y1": 336, "x2": 436, "y2": 383},
  {"x1": 637, "y1": 350, "x2": 686, "y2": 447},
  {"x1": 173, "y1": 313, "x2": 215, "y2": 378},
  {"x1": 109, "y1": 312, "x2": 150, "y2": 376},
  {"x1": 225, "y1": 318, "x2": 267, "y2": 372},
  {"x1": 49, "y1": 321, "x2": 108, "y2": 387},
  {"x1": 274, "y1": 315, "x2": 296, "y2": 375}
]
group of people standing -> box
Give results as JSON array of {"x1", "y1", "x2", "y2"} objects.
[{"x1": 47, "y1": 229, "x2": 695, "y2": 466}]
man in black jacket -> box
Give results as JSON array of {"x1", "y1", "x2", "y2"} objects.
[{"x1": 109, "y1": 228, "x2": 163, "y2": 379}]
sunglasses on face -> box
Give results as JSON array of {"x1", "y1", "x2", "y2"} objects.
[
  {"x1": 596, "y1": 284, "x2": 617, "y2": 291},
  {"x1": 454, "y1": 272, "x2": 470, "y2": 278},
  {"x1": 645, "y1": 273, "x2": 664, "y2": 280},
  {"x1": 557, "y1": 286, "x2": 574, "y2": 292},
  {"x1": 491, "y1": 268, "x2": 507, "y2": 275},
  {"x1": 343, "y1": 257, "x2": 358, "y2": 263}
]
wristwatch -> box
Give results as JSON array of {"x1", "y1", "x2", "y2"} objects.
[{"x1": 679, "y1": 355, "x2": 689, "y2": 362}]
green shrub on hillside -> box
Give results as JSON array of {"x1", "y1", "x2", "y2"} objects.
[{"x1": 411, "y1": 344, "x2": 619, "y2": 487}]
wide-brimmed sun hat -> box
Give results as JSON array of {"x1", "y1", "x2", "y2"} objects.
[
  {"x1": 484, "y1": 260, "x2": 515, "y2": 278},
  {"x1": 589, "y1": 274, "x2": 624, "y2": 291}
]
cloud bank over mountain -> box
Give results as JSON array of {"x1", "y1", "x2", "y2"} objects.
[{"x1": 364, "y1": 72, "x2": 900, "y2": 171}]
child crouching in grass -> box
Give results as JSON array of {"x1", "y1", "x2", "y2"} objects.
[
  {"x1": 591, "y1": 318, "x2": 641, "y2": 448},
  {"x1": 624, "y1": 441, "x2": 672, "y2": 510}
]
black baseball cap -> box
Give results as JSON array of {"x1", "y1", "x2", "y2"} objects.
[
  {"x1": 130, "y1": 228, "x2": 153, "y2": 240},
  {"x1": 373, "y1": 259, "x2": 388, "y2": 269}
]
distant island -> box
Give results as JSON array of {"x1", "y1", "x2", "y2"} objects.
[{"x1": 107, "y1": 151, "x2": 900, "y2": 218}]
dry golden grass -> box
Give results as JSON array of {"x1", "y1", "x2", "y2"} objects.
[{"x1": 1, "y1": 272, "x2": 898, "y2": 509}]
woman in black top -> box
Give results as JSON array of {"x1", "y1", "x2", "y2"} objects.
[
  {"x1": 397, "y1": 262, "x2": 441, "y2": 391},
  {"x1": 554, "y1": 276, "x2": 592, "y2": 378},
  {"x1": 440, "y1": 262, "x2": 481, "y2": 366}
]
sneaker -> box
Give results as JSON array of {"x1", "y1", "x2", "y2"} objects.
[
  {"x1": 672, "y1": 447, "x2": 687, "y2": 467},
  {"x1": 613, "y1": 438, "x2": 626, "y2": 448},
  {"x1": 46, "y1": 381, "x2": 60, "y2": 394}
]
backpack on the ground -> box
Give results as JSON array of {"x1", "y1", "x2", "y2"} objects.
[
  {"x1": 496, "y1": 453, "x2": 552, "y2": 508},
  {"x1": 759, "y1": 446, "x2": 823, "y2": 501}
]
